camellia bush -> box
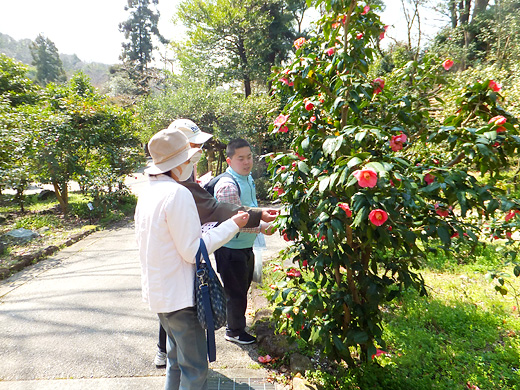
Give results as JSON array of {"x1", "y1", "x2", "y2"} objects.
[{"x1": 266, "y1": 0, "x2": 520, "y2": 364}]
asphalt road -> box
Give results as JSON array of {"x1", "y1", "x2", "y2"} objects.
[{"x1": 0, "y1": 171, "x2": 288, "y2": 389}]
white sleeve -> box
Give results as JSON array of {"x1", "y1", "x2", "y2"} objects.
[{"x1": 165, "y1": 187, "x2": 239, "y2": 264}]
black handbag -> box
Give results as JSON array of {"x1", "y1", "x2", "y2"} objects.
[{"x1": 195, "y1": 238, "x2": 227, "y2": 362}]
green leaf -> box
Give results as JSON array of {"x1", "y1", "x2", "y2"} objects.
[
  {"x1": 437, "y1": 226, "x2": 451, "y2": 245},
  {"x1": 319, "y1": 177, "x2": 330, "y2": 192},
  {"x1": 514, "y1": 265, "x2": 520, "y2": 278},
  {"x1": 323, "y1": 136, "x2": 343, "y2": 156},
  {"x1": 298, "y1": 161, "x2": 310, "y2": 174},
  {"x1": 365, "y1": 161, "x2": 386, "y2": 173},
  {"x1": 347, "y1": 157, "x2": 362, "y2": 169}
]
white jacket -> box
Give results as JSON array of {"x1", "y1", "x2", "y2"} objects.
[{"x1": 135, "y1": 175, "x2": 239, "y2": 313}]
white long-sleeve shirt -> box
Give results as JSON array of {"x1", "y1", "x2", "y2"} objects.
[{"x1": 135, "y1": 174, "x2": 239, "y2": 313}]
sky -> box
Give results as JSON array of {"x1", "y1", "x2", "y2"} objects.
[{"x1": 0, "y1": 0, "x2": 447, "y2": 65}]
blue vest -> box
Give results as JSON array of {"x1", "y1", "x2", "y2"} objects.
[{"x1": 221, "y1": 167, "x2": 258, "y2": 249}]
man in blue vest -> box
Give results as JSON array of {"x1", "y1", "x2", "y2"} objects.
[{"x1": 213, "y1": 138, "x2": 274, "y2": 344}]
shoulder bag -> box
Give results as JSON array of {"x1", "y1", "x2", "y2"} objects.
[{"x1": 195, "y1": 238, "x2": 227, "y2": 362}]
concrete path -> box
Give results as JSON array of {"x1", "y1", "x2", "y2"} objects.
[{"x1": 0, "y1": 171, "x2": 288, "y2": 389}]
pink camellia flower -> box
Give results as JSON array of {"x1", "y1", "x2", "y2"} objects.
[
  {"x1": 304, "y1": 100, "x2": 314, "y2": 111},
  {"x1": 488, "y1": 80, "x2": 502, "y2": 92},
  {"x1": 389, "y1": 132, "x2": 407, "y2": 151},
  {"x1": 373, "y1": 77, "x2": 385, "y2": 95},
  {"x1": 310, "y1": 115, "x2": 316, "y2": 122},
  {"x1": 294, "y1": 37, "x2": 306, "y2": 49},
  {"x1": 287, "y1": 268, "x2": 302, "y2": 278},
  {"x1": 435, "y1": 203, "x2": 450, "y2": 217},
  {"x1": 273, "y1": 264, "x2": 283, "y2": 272},
  {"x1": 361, "y1": 5, "x2": 370, "y2": 15},
  {"x1": 258, "y1": 355, "x2": 272, "y2": 364},
  {"x1": 353, "y1": 168, "x2": 378, "y2": 188},
  {"x1": 371, "y1": 349, "x2": 387, "y2": 359},
  {"x1": 424, "y1": 173, "x2": 435, "y2": 185},
  {"x1": 278, "y1": 78, "x2": 294, "y2": 87},
  {"x1": 338, "y1": 202, "x2": 352, "y2": 217},
  {"x1": 356, "y1": 32, "x2": 364, "y2": 40},
  {"x1": 369, "y1": 209, "x2": 388, "y2": 226},
  {"x1": 488, "y1": 115, "x2": 507, "y2": 126},
  {"x1": 379, "y1": 25, "x2": 389, "y2": 40},
  {"x1": 274, "y1": 114, "x2": 289, "y2": 127},
  {"x1": 326, "y1": 47, "x2": 335, "y2": 56},
  {"x1": 442, "y1": 58, "x2": 454, "y2": 71}
]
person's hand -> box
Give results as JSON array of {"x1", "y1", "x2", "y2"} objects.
[
  {"x1": 231, "y1": 210, "x2": 250, "y2": 229},
  {"x1": 261, "y1": 209, "x2": 279, "y2": 223},
  {"x1": 260, "y1": 222, "x2": 276, "y2": 236}
]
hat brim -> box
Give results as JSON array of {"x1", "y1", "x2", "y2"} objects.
[{"x1": 144, "y1": 147, "x2": 201, "y2": 175}]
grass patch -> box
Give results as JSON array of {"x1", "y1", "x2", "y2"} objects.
[{"x1": 262, "y1": 242, "x2": 520, "y2": 389}]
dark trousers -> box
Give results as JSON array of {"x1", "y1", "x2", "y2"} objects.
[
  {"x1": 158, "y1": 322, "x2": 167, "y2": 353},
  {"x1": 214, "y1": 246, "x2": 254, "y2": 336}
]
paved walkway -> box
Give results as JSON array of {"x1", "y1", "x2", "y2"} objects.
[{"x1": 0, "y1": 171, "x2": 288, "y2": 389}]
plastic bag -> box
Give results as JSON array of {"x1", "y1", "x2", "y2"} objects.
[
  {"x1": 252, "y1": 248, "x2": 263, "y2": 283},
  {"x1": 252, "y1": 233, "x2": 266, "y2": 283}
]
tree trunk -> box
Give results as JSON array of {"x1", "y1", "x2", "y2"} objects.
[{"x1": 52, "y1": 181, "x2": 69, "y2": 214}]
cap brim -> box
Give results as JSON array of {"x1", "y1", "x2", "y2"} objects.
[
  {"x1": 187, "y1": 131, "x2": 213, "y2": 144},
  {"x1": 144, "y1": 147, "x2": 201, "y2": 175}
]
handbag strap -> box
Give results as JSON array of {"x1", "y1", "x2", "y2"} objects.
[{"x1": 196, "y1": 238, "x2": 217, "y2": 362}]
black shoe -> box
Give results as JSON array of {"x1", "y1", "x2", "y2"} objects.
[{"x1": 224, "y1": 331, "x2": 256, "y2": 345}]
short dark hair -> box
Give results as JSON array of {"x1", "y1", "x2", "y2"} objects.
[{"x1": 226, "y1": 138, "x2": 251, "y2": 158}]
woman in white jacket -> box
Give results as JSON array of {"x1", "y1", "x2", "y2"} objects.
[{"x1": 135, "y1": 129, "x2": 249, "y2": 390}]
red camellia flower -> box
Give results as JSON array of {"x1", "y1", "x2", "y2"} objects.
[
  {"x1": 286, "y1": 268, "x2": 301, "y2": 278},
  {"x1": 294, "y1": 37, "x2": 306, "y2": 49},
  {"x1": 379, "y1": 25, "x2": 388, "y2": 40},
  {"x1": 304, "y1": 100, "x2": 314, "y2": 110},
  {"x1": 488, "y1": 115, "x2": 507, "y2": 126},
  {"x1": 373, "y1": 77, "x2": 385, "y2": 95},
  {"x1": 435, "y1": 203, "x2": 450, "y2": 217},
  {"x1": 278, "y1": 126, "x2": 288, "y2": 133},
  {"x1": 295, "y1": 152, "x2": 305, "y2": 161},
  {"x1": 361, "y1": 5, "x2": 370, "y2": 15},
  {"x1": 488, "y1": 80, "x2": 502, "y2": 92},
  {"x1": 390, "y1": 132, "x2": 407, "y2": 151},
  {"x1": 369, "y1": 209, "x2": 388, "y2": 226},
  {"x1": 338, "y1": 202, "x2": 352, "y2": 217},
  {"x1": 424, "y1": 173, "x2": 435, "y2": 185},
  {"x1": 505, "y1": 209, "x2": 520, "y2": 221},
  {"x1": 371, "y1": 349, "x2": 387, "y2": 359},
  {"x1": 442, "y1": 58, "x2": 454, "y2": 71},
  {"x1": 301, "y1": 260, "x2": 308, "y2": 267},
  {"x1": 353, "y1": 168, "x2": 378, "y2": 188},
  {"x1": 326, "y1": 47, "x2": 335, "y2": 56},
  {"x1": 356, "y1": 32, "x2": 364, "y2": 40},
  {"x1": 273, "y1": 186, "x2": 284, "y2": 196}
]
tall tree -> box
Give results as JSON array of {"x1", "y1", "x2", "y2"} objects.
[
  {"x1": 29, "y1": 34, "x2": 67, "y2": 86},
  {"x1": 175, "y1": 0, "x2": 300, "y2": 97},
  {"x1": 119, "y1": 0, "x2": 168, "y2": 76}
]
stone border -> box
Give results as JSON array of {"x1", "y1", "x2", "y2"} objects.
[{"x1": 0, "y1": 226, "x2": 99, "y2": 280}]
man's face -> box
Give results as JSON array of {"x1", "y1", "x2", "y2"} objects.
[{"x1": 227, "y1": 146, "x2": 253, "y2": 176}]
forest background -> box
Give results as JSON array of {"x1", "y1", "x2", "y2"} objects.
[{"x1": 2, "y1": 0, "x2": 520, "y2": 389}]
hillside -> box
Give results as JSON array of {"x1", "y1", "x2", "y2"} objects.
[{"x1": 0, "y1": 32, "x2": 111, "y2": 89}]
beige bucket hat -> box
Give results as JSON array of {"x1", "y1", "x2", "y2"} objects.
[{"x1": 144, "y1": 129, "x2": 201, "y2": 175}]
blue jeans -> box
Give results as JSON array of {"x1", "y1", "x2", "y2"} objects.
[{"x1": 158, "y1": 307, "x2": 208, "y2": 390}]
